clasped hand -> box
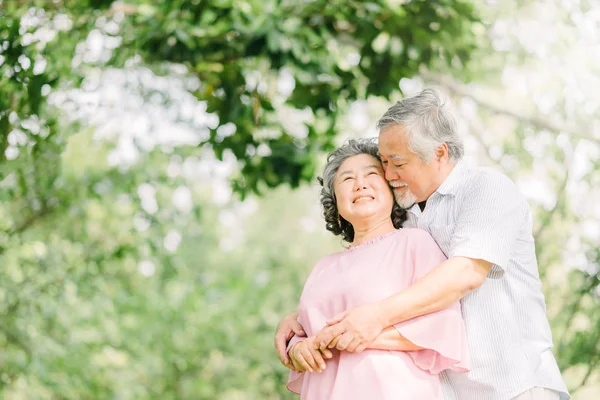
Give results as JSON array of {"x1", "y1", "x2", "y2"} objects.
[
  {"x1": 289, "y1": 304, "x2": 387, "y2": 373},
  {"x1": 314, "y1": 304, "x2": 386, "y2": 353}
]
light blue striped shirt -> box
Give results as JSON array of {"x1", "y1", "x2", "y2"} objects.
[{"x1": 403, "y1": 161, "x2": 569, "y2": 400}]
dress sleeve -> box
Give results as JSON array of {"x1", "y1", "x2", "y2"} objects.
[{"x1": 393, "y1": 229, "x2": 471, "y2": 374}]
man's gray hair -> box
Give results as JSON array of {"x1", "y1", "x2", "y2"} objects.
[
  {"x1": 317, "y1": 138, "x2": 406, "y2": 243},
  {"x1": 376, "y1": 89, "x2": 464, "y2": 162}
]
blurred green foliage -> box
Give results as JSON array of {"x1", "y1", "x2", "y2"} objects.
[
  {"x1": 0, "y1": 129, "x2": 339, "y2": 398},
  {"x1": 0, "y1": 1, "x2": 480, "y2": 398},
  {"x1": 1, "y1": 0, "x2": 480, "y2": 194},
  {"x1": 1, "y1": 0, "x2": 599, "y2": 399}
]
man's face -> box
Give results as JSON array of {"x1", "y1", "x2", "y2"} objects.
[{"x1": 378, "y1": 125, "x2": 444, "y2": 208}]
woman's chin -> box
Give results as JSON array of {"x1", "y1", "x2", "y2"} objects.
[{"x1": 348, "y1": 205, "x2": 389, "y2": 221}]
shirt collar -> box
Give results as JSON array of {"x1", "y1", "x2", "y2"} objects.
[
  {"x1": 435, "y1": 160, "x2": 467, "y2": 196},
  {"x1": 405, "y1": 160, "x2": 467, "y2": 216}
]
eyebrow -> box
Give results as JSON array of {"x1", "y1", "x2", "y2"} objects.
[
  {"x1": 389, "y1": 155, "x2": 408, "y2": 161},
  {"x1": 338, "y1": 164, "x2": 381, "y2": 177}
]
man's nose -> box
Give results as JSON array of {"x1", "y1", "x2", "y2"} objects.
[{"x1": 385, "y1": 166, "x2": 397, "y2": 181}]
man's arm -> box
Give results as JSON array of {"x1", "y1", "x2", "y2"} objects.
[
  {"x1": 366, "y1": 326, "x2": 423, "y2": 351},
  {"x1": 378, "y1": 256, "x2": 491, "y2": 325},
  {"x1": 329, "y1": 326, "x2": 423, "y2": 352},
  {"x1": 316, "y1": 256, "x2": 491, "y2": 352}
]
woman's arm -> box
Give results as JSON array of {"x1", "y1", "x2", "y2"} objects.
[{"x1": 366, "y1": 326, "x2": 423, "y2": 351}]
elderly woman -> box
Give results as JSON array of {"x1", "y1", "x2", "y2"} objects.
[{"x1": 285, "y1": 139, "x2": 469, "y2": 399}]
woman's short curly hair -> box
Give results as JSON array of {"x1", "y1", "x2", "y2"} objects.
[{"x1": 317, "y1": 138, "x2": 407, "y2": 243}]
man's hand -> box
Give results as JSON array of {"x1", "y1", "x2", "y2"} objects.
[
  {"x1": 289, "y1": 337, "x2": 332, "y2": 373},
  {"x1": 314, "y1": 304, "x2": 387, "y2": 353},
  {"x1": 275, "y1": 312, "x2": 306, "y2": 368}
]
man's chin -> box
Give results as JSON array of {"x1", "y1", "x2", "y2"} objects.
[
  {"x1": 394, "y1": 194, "x2": 417, "y2": 209},
  {"x1": 398, "y1": 202, "x2": 416, "y2": 210}
]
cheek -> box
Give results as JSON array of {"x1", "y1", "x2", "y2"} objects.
[
  {"x1": 334, "y1": 186, "x2": 350, "y2": 208},
  {"x1": 405, "y1": 168, "x2": 423, "y2": 186},
  {"x1": 375, "y1": 183, "x2": 394, "y2": 206}
]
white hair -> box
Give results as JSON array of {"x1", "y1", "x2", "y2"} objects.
[{"x1": 376, "y1": 89, "x2": 464, "y2": 162}]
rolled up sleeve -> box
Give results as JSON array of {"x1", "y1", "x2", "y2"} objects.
[{"x1": 449, "y1": 172, "x2": 528, "y2": 277}]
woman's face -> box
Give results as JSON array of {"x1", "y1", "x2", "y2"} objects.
[{"x1": 334, "y1": 154, "x2": 394, "y2": 226}]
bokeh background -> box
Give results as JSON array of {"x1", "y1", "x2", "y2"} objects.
[{"x1": 1, "y1": 0, "x2": 599, "y2": 398}]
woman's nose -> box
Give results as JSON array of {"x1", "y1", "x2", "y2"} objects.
[{"x1": 354, "y1": 177, "x2": 367, "y2": 191}]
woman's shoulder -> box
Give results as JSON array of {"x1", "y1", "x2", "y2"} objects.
[
  {"x1": 393, "y1": 228, "x2": 440, "y2": 251},
  {"x1": 312, "y1": 251, "x2": 343, "y2": 270},
  {"x1": 395, "y1": 227, "x2": 436, "y2": 242}
]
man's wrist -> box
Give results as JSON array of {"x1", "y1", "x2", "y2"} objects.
[{"x1": 374, "y1": 300, "x2": 392, "y2": 327}]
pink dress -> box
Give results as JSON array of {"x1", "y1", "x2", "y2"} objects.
[{"x1": 287, "y1": 228, "x2": 470, "y2": 399}]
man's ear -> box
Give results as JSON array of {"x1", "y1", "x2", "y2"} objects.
[{"x1": 435, "y1": 143, "x2": 449, "y2": 162}]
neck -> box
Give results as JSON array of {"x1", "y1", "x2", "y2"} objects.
[
  {"x1": 423, "y1": 161, "x2": 457, "y2": 200},
  {"x1": 351, "y1": 217, "x2": 396, "y2": 247}
]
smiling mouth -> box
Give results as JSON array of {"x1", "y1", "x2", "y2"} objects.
[{"x1": 353, "y1": 196, "x2": 374, "y2": 203}]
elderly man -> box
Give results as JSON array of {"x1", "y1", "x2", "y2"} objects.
[{"x1": 275, "y1": 89, "x2": 569, "y2": 400}]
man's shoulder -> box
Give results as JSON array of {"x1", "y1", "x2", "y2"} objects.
[{"x1": 461, "y1": 164, "x2": 520, "y2": 194}]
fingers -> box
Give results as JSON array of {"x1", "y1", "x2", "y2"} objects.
[
  {"x1": 310, "y1": 347, "x2": 327, "y2": 371},
  {"x1": 292, "y1": 341, "x2": 329, "y2": 373},
  {"x1": 335, "y1": 333, "x2": 354, "y2": 351},
  {"x1": 345, "y1": 337, "x2": 363, "y2": 353},
  {"x1": 328, "y1": 335, "x2": 341, "y2": 349},
  {"x1": 326, "y1": 310, "x2": 348, "y2": 326},
  {"x1": 290, "y1": 320, "x2": 306, "y2": 337},
  {"x1": 275, "y1": 331, "x2": 291, "y2": 366},
  {"x1": 316, "y1": 325, "x2": 346, "y2": 350},
  {"x1": 320, "y1": 348, "x2": 333, "y2": 359},
  {"x1": 275, "y1": 313, "x2": 306, "y2": 367},
  {"x1": 294, "y1": 352, "x2": 313, "y2": 372},
  {"x1": 354, "y1": 343, "x2": 368, "y2": 353},
  {"x1": 290, "y1": 354, "x2": 306, "y2": 372},
  {"x1": 298, "y1": 348, "x2": 318, "y2": 372}
]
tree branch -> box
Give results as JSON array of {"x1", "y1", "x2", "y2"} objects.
[{"x1": 12, "y1": 206, "x2": 52, "y2": 235}]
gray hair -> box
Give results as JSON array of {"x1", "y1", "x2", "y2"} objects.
[
  {"x1": 317, "y1": 138, "x2": 406, "y2": 243},
  {"x1": 376, "y1": 89, "x2": 464, "y2": 162}
]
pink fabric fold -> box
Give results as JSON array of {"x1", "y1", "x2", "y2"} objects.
[{"x1": 394, "y1": 306, "x2": 470, "y2": 374}]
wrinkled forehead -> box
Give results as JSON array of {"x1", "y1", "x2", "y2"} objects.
[
  {"x1": 377, "y1": 125, "x2": 410, "y2": 158},
  {"x1": 377, "y1": 142, "x2": 410, "y2": 160}
]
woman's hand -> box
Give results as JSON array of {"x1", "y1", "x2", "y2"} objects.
[
  {"x1": 275, "y1": 312, "x2": 306, "y2": 368},
  {"x1": 289, "y1": 337, "x2": 332, "y2": 373}
]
